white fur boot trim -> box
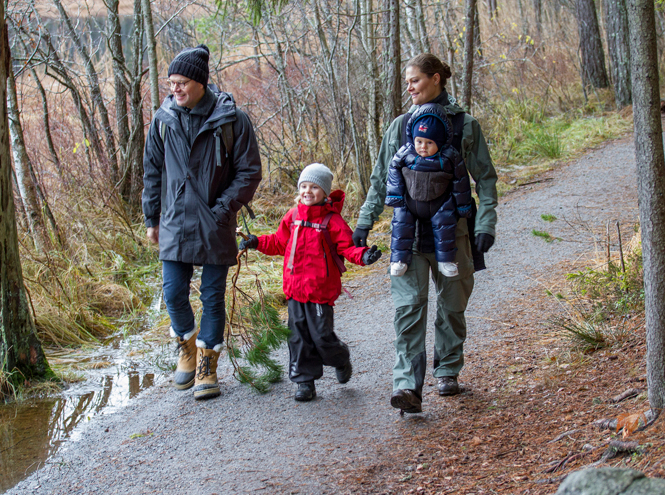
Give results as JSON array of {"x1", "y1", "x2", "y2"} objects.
[
  {"x1": 213, "y1": 344, "x2": 224, "y2": 353},
  {"x1": 170, "y1": 326, "x2": 197, "y2": 341},
  {"x1": 196, "y1": 339, "x2": 208, "y2": 349}
]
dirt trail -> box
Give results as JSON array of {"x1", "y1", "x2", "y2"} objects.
[{"x1": 7, "y1": 136, "x2": 639, "y2": 494}]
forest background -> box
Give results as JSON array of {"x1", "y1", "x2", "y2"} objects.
[{"x1": 1, "y1": 0, "x2": 659, "y2": 389}]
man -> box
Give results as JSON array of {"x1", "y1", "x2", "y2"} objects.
[{"x1": 142, "y1": 45, "x2": 262, "y2": 400}]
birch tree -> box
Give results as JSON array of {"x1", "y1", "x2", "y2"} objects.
[{"x1": 0, "y1": 4, "x2": 53, "y2": 385}]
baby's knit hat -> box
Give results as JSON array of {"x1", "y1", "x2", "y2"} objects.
[
  {"x1": 298, "y1": 163, "x2": 334, "y2": 196},
  {"x1": 412, "y1": 115, "x2": 448, "y2": 150},
  {"x1": 168, "y1": 44, "x2": 210, "y2": 86}
]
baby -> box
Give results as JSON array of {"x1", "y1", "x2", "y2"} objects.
[{"x1": 385, "y1": 102, "x2": 473, "y2": 277}]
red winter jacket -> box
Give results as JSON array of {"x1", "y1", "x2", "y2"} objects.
[{"x1": 257, "y1": 190, "x2": 368, "y2": 305}]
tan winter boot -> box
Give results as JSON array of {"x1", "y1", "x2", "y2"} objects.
[
  {"x1": 171, "y1": 327, "x2": 198, "y2": 390},
  {"x1": 193, "y1": 343, "x2": 222, "y2": 400}
]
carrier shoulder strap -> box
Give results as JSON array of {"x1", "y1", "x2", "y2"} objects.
[
  {"x1": 450, "y1": 112, "x2": 466, "y2": 154},
  {"x1": 287, "y1": 210, "x2": 347, "y2": 274}
]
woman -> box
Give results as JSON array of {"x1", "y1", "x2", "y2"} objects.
[{"x1": 352, "y1": 53, "x2": 498, "y2": 414}]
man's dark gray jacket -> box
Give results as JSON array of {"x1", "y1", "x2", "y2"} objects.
[{"x1": 142, "y1": 88, "x2": 262, "y2": 266}]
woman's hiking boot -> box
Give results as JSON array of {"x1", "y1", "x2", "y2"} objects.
[
  {"x1": 171, "y1": 327, "x2": 199, "y2": 390},
  {"x1": 390, "y1": 389, "x2": 422, "y2": 415},
  {"x1": 294, "y1": 381, "x2": 316, "y2": 401},
  {"x1": 335, "y1": 360, "x2": 353, "y2": 384},
  {"x1": 193, "y1": 343, "x2": 222, "y2": 400},
  {"x1": 437, "y1": 376, "x2": 460, "y2": 396}
]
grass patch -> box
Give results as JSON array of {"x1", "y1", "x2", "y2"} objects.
[
  {"x1": 541, "y1": 213, "x2": 557, "y2": 222},
  {"x1": 531, "y1": 229, "x2": 560, "y2": 243}
]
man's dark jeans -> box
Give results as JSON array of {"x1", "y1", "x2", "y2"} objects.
[{"x1": 162, "y1": 261, "x2": 229, "y2": 348}]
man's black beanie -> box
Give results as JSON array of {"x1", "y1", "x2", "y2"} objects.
[{"x1": 168, "y1": 44, "x2": 210, "y2": 86}]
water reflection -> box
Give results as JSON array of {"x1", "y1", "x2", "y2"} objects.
[{"x1": 0, "y1": 370, "x2": 157, "y2": 493}]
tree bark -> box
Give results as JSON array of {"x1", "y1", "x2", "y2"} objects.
[
  {"x1": 533, "y1": 0, "x2": 542, "y2": 38},
  {"x1": 128, "y1": 0, "x2": 146, "y2": 209},
  {"x1": 53, "y1": 0, "x2": 119, "y2": 181},
  {"x1": 627, "y1": 0, "x2": 665, "y2": 410},
  {"x1": 605, "y1": 0, "x2": 632, "y2": 108},
  {"x1": 461, "y1": 0, "x2": 476, "y2": 110},
  {"x1": 0, "y1": 8, "x2": 53, "y2": 384},
  {"x1": 360, "y1": 0, "x2": 381, "y2": 168},
  {"x1": 576, "y1": 0, "x2": 610, "y2": 88},
  {"x1": 387, "y1": 0, "x2": 402, "y2": 120},
  {"x1": 107, "y1": 0, "x2": 131, "y2": 200},
  {"x1": 142, "y1": 0, "x2": 161, "y2": 116},
  {"x1": 6, "y1": 65, "x2": 49, "y2": 253}
]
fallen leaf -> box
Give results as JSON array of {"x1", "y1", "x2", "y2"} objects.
[
  {"x1": 617, "y1": 411, "x2": 648, "y2": 437},
  {"x1": 471, "y1": 436, "x2": 483, "y2": 446}
]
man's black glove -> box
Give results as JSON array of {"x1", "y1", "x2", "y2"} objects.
[
  {"x1": 362, "y1": 245, "x2": 382, "y2": 265},
  {"x1": 239, "y1": 234, "x2": 259, "y2": 251},
  {"x1": 474, "y1": 233, "x2": 494, "y2": 254},
  {"x1": 352, "y1": 227, "x2": 370, "y2": 247}
]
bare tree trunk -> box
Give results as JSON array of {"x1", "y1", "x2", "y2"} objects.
[
  {"x1": 473, "y1": 2, "x2": 482, "y2": 59},
  {"x1": 415, "y1": 0, "x2": 431, "y2": 52},
  {"x1": 142, "y1": 0, "x2": 161, "y2": 116},
  {"x1": 107, "y1": 0, "x2": 131, "y2": 200},
  {"x1": 128, "y1": 0, "x2": 146, "y2": 209},
  {"x1": 461, "y1": 0, "x2": 476, "y2": 110},
  {"x1": 6, "y1": 66, "x2": 49, "y2": 252},
  {"x1": 30, "y1": 67, "x2": 62, "y2": 180},
  {"x1": 487, "y1": 0, "x2": 498, "y2": 21},
  {"x1": 576, "y1": 0, "x2": 610, "y2": 88},
  {"x1": 627, "y1": 0, "x2": 665, "y2": 411},
  {"x1": 605, "y1": 0, "x2": 632, "y2": 108},
  {"x1": 360, "y1": 0, "x2": 381, "y2": 165},
  {"x1": 387, "y1": 0, "x2": 402, "y2": 120},
  {"x1": 533, "y1": 0, "x2": 543, "y2": 38},
  {"x1": 53, "y1": 0, "x2": 119, "y2": 180},
  {"x1": 404, "y1": 0, "x2": 420, "y2": 57},
  {"x1": 0, "y1": 7, "x2": 53, "y2": 383},
  {"x1": 517, "y1": 0, "x2": 529, "y2": 36}
]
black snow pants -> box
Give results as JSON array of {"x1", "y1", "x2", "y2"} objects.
[{"x1": 287, "y1": 299, "x2": 350, "y2": 383}]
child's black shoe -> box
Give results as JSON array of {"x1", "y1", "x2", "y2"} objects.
[
  {"x1": 335, "y1": 360, "x2": 353, "y2": 384},
  {"x1": 295, "y1": 381, "x2": 316, "y2": 401}
]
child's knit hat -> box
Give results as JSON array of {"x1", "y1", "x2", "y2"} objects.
[
  {"x1": 298, "y1": 163, "x2": 333, "y2": 196},
  {"x1": 412, "y1": 115, "x2": 448, "y2": 150}
]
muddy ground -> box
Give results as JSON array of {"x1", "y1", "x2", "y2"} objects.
[{"x1": 8, "y1": 134, "x2": 650, "y2": 494}]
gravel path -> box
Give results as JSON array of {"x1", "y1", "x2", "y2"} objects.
[{"x1": 8, "y1": 136, "x2": 640, "y2": 494}]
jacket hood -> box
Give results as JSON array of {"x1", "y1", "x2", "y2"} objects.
[
  {"x1": 155, "y1": 87, "x2": 237, "y2": 131},
  {"x1": 407, "y1": 89, "x2": 465, "y2": 116},
  {"x1": 407, "y1": 103, "x2": 453, "y2": 149},
  {"x1": 296, "y1": 189, "x2": 345, "y2": 221}
]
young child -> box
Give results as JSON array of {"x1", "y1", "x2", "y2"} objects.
[
  {"x1": 385, "y1": 102, "x2": 473, "y2": 277},
  {"x1": 239, "y1": 163, "x2": 382, "y2": 401}
]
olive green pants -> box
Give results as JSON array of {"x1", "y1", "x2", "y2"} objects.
[{"x1": 391, "y1": 249, "x2": 474, "y2": 398}]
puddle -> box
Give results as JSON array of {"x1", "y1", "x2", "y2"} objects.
[{"x1": 0, "y1": 333, "x2": 172, "y2": 494}]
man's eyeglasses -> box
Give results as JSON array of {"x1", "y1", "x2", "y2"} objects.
[{"x1": 168, "y1": 79, "x2": 191, "y2": 90}]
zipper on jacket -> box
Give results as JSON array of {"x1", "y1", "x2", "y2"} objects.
[{"x1": 322, "y1": 240, "x2": 329, "y2": 277}]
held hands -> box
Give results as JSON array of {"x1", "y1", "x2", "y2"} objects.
[
  {"x1": 475, "y1": 233, "x2": 494, "y2": 253},
  {"x1": 238, "y1": 234, "x2": 259, "y2": 251},
  {"x1": 362, "y1": 245, "x2": 382, "y2": 265}
]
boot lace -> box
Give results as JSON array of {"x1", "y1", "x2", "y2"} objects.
[{"x1": 197, "y1": 355, "x2": 211, "y2": 379}]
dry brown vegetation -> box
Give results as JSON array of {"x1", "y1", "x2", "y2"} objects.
[{"x1": 337, "y1": 233, "x2": 659, "y2": 494}]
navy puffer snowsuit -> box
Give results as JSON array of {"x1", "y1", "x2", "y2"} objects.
[{"x1": 385, "y1": 103, "x2": 473, "y2": 265}]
